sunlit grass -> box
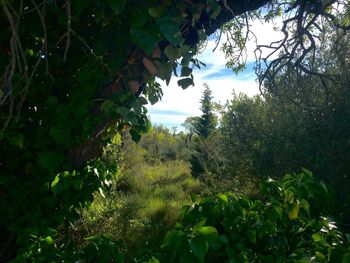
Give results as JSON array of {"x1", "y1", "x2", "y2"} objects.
[{"x1": 79, "y1": 160, "x2": 201, "y2": 258}]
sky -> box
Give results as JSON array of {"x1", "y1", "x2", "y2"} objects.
[{"x1": 148, "y1": 18, "x2": 283, "y2": 129}]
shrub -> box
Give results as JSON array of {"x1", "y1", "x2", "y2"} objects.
[{"x1": 154, "y1": 170, "x2": 349, "y2": 262}]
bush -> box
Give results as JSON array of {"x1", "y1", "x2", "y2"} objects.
[{"x1": 154, "y1": 170, "x2": 349, "y2": 262}]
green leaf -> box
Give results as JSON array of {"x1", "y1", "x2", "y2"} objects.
[
  {"x1": 319, "y1": 181, "x2": 328, "y2": 193},
  {"x1": 37, "y1": 151, "x2": 64, "y2": 172},
  {"x1": 106, "y1": 0, "x2": 126, "y2": 14},
  {"x1": 43, "y1": 236, "x2": 54, "y2": 245},
  {"x1": 198, "y1": 226, "x2": 222, "y2": 249},
  {"x1": 315, "y1": 252, "x2": 326, "y2": 262},
  {"x1": 49, "y1": 127, "x2": 69, "y2": 145},
  {"x1": 148, "y1": 6, "x2": 165, "y2": 18},
  {"x1": 248, "y1": 229, "x2": 257, "y2": 244},
  {"x1": 181, "y1": 67, "x2": 192, "y2": 77},
  {"x1": 130, "y1": 24, "x2": 161, "y2": 54},
  {"x1": 178, "y1": 78, "x2": 194, "y2": 89},
  {"x1": 300, "y1": 199, "x2": 310, "y2": 213},
  {"x1": 156, "y1": 15, "x2": 183, "y2": 45},
  {"x1": 51, "y1": 175, "x2": 60, "y2": 188},
  {"x1": 288, "y1": 203, "x2": 300, "y2": 220},
  {"x1": 164, "y1": 46, "x2": 182, "y2": 61},
  {"x1": 193, "y1": 219, "x2": 207, "y2": 232},
  {"x1": 130, "y1": 129, "x2": 141, "y2": 142},
  {"x1": 163, "y1": 230, "x2": 186, "y2": 249},
  {"x1": 198, "y1": 226, "x2": 217, "y2": 236},
  {"x1": 209, "y1": 3, "x2": 222, "y2": 19},
  {"x1": 148, "y1": 93, "x2": 159, "y2": 105},
  {"x1": 312, "y1": 232, "x2": 322, "y2": 242},
  {"x1": 190, "y1": 236, "x2": 208, "y2": 263},
  {"x1": 216, "y1": 193, "x2": 228, "y2": 203},
  {"x1": 8, "y1": 134, "x2": 25, "y2": 148}
]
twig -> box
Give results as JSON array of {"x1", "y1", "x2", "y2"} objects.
[{"x1": 64, "y1": 0, "x2": 71, "y2": 61}]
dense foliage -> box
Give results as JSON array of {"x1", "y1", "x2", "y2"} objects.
[
  {"x1": 188, "y1": 84, "x2": 218, "y2": 178},
  {"x1": 1, "y1": 0, "x2": 349, "y2": 261},
  {"x1": 78, "y1": 126, "x2": 200, "y2": 260},
  {"x1": 157, "y1": 171, "x2": 350, "y2": 263}
]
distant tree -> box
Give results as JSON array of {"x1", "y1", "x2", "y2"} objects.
[
  {"x1": 196, "y1": 84, "x2": 217, "y2": 138},
  {"x1": 189, "y1": 84, "x2": 217, "y2": 178}
]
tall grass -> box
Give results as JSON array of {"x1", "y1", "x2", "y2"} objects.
[{"x1": 79, "y1": 160, "x2": 201, "y2": 259}]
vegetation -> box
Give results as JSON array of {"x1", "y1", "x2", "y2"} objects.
[
  {"x1": 1, "y1": 0, "x2": 350, "y2": 262},
  {"x1": 78, "y1": 127, "x2": 201, "y2": 260},
  {"x1": 158, "y1": 171, "x2": 350, "y2": 263},
  {"x1": 188, "y1": 83, "x2": 218, "y2": 178}
]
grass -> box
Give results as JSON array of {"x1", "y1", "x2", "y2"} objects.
[{"x1": 79, "y1": 160, "x2": 202, "y2": 259}]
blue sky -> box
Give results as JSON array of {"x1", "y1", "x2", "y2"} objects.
[{"x1": 148, "y1": 18, "x2": 283, "y2": 129}]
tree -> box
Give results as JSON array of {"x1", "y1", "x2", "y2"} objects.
[
  {"x1": 189, "y1": 84, "x2": 218, "y2": 178},
  {"x1": 196, "y1": 84, "x2": 217, "y2": 138},
  {"x1": 0, "y1": 0, "x2": 349, "y2": 261}
]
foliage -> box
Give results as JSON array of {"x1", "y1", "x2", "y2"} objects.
[
  {"x1": 195, "y1": 84, "x2": 217, "y2": 138},
  {"x1": 0, "y1": 0, "x2": 349, "y2": 261},
  {"x1": 155, "y1": 170, "x2": 349, "y2": 263},
  {"x1": 188, "y1": 84, "x2": 218, "y2": 178},
  {"x1": 207, "y1": 29, "x2": 350, "y2": 224},
  {"x1": 0, "y1": 0, "x2": 214, "y2": 257}
]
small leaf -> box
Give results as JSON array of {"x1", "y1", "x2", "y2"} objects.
[
  {"x1": 216, "y1": 193, "x2": 228, "y2": 203},
  {"x1": 288, "y1": 203, "x2": 300, "y2": 220},
  {"x1": 43, "y1": 236, "x2": 54, "y2": 245},
  {"x1": 319, "y1": 181, "x2": 328, "y2": 193},
  {"x1": 143, "y1": 57, "x2": 158, "y2": 75},
  {"x1": 177, "y1": 78, "x2": 194, "y2": 89},
  {"x1": 198, "y1": 226, "x2": 217, "y2": 236},
  {"x1": 51, "y1": 175, "x2": 60, "y2": 188},
  {"x1": 181, "y1": 67, "x2": 192, "y2": 77},
  {"x1": 312, "y1": 233, "x2": 322, "y2": 242},
  {"x1": 164, "y1": 46, "x2": 182, "y2": 61}
]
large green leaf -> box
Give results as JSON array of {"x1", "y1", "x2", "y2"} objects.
[
  {"x1": 37, "y1": 151, "x2": 64, "y2": 172},
  {"x1": 189, "y1": 236, "x2": 208, "y2": 263},
  {"x1": 156, "y1": 15, "x2": 183, "y2": 45},
  {"x1": 130, "y1": 24, "x2": 161, "y2": 54}
]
